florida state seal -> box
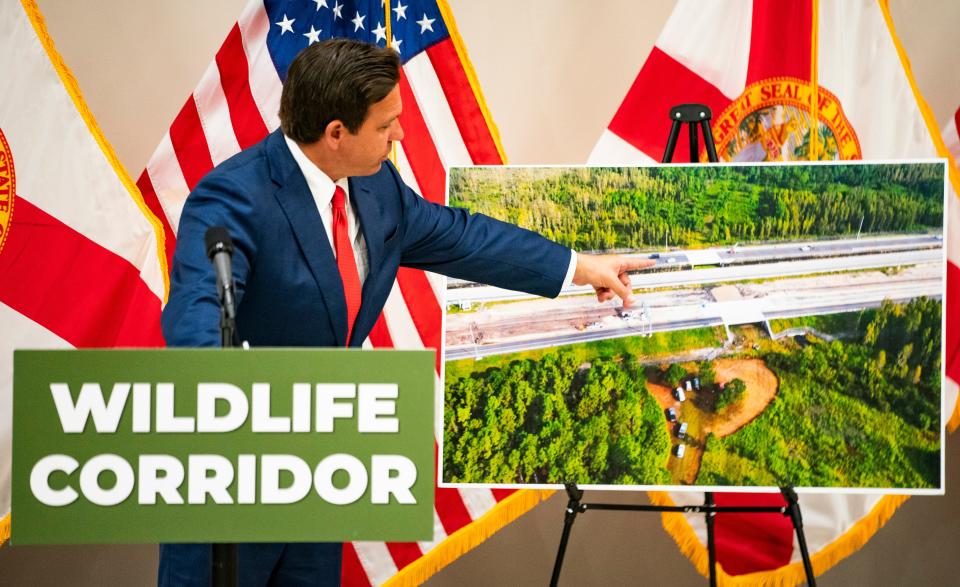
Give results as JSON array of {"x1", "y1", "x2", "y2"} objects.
[{"x1": 710, "y1": 77, "x2": 862, "y2": 162}]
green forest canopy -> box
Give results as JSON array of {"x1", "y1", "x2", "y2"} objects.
[
  {"x1": 444, "y1": 297, "x2": 941, "y2": 488},
  {"x1": 443, "y1": 351, "x2": 671, "y2": 485},
  {"x1": 695, "y1": 297, "x2": 941, "y2": 489},
  {"x1": 449, "y1": 164, "x2": 944, "y2": 252}
]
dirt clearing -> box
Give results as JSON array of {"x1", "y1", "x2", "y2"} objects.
[{"x1": 708, "y1": 358, "x2": 779, "y2": 437}]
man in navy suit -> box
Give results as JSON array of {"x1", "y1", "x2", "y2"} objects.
[{"x1": 159, "y1": 38, "x2": 651, "y2": 586}]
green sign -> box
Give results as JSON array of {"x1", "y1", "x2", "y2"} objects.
[{"x1": 12, "y1": 349, "x2": 435, "y2": 544}]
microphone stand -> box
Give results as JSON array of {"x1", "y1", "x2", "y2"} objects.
[
  {"x1": 211, "y1": 241, "x2": 238, "y2": 587},
  {"x1": 219, "y1": 287, "x2": 237, "y2": 349}
]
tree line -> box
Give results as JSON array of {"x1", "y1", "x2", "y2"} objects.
[{"x1": 449, "y1": 164, "x2": 943, "y2": 251}]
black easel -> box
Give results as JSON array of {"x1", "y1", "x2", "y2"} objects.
[
  {"x1": 549, "y1": 105, "x2": 816, "y2": 587},
  {"x1": 550, "y1": 484, "x2": 814, "y2": 586}
]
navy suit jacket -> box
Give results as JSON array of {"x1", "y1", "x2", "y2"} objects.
[{"x1": 161, "y1": 130, "x2": 571, "y2": 348}]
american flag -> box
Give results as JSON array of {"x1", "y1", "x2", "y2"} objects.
[{"x1": 135, "y1": 1, "x2": 539, "y2": 584}]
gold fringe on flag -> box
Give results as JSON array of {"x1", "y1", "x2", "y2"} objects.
[
  {"x1": 383, "y1": 490, "x2": 554, "y2": 586},
  {"x1": 809, "y1": 0, "x2": 819, "y2": 161},
  {"x1": 18, "y1": 0, "x2": 170, "y2": 299},
  {"x1": 0, "y1": 514, "x2": 9, "y2": 546},
  {"x1": 649, "y1": 491, "x2": 910, "y2": 586}
]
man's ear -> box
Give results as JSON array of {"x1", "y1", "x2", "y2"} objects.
[{"x1": 323, "y1": 120, "x2": 347, "y2": 148}]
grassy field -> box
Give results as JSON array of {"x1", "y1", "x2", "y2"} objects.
[
  {"x1": 698, "y1": 442, "x2": 780, "y2": 487},
  {"x1": 445, "y1": 326, "x2": 727, "y2": 381},
  {"x1": 768, "y1": 310, "x2": 876, "y2": 336}
]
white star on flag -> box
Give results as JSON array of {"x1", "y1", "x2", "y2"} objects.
[
  {"x1": 390, "y1": 34, "x2": 402, "y2": 53},
  {"x1": 393, "y1": 2, "x2": 407, "y2": 20},
  {"x1": 372, "y1": 21, "x2": 387, "y2": 43},
  {"x1": 312, "y1": 0, "x2": 328, "y2": 10},
  {"x1": 352, "y1": 11, "x2": 366, "y2": 32},
  {"x1": 303, "y1": 25, "x2": 321, "y2": 44},
  {"x1": 275, "y1": 14, "x2": 295, "y2": 35},
  {"x1": 416, "y1": 13, "x2": 435, "y2": 34},
  {"x1": 332, "y1": 1, "x2": 343, "y2": 19}
]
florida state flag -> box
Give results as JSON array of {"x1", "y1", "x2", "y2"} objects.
[
  {"x1": 0, "y1": 0, "x2": 167, "y2": 544},
  {"x1": 590, "y1": 0, "x2": 960, "y2": 584}
]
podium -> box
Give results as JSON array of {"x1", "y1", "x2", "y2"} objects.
[{"x1": 11, "y1": 348, "x2": 435, "y2": 546}]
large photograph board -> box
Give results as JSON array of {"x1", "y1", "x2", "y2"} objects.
[{"x1": 440, "y1": 161, "x2": 946, "y2": 494}]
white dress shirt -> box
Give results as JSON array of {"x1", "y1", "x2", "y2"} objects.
[
  {"x1": 285, "y1": 135, "x2": 370, "y2": 284},
  {"x1": 284, "y1": 134, "x2": 578, "y2": 289}
]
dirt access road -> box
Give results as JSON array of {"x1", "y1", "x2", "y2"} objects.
[{"x1": 648, "y1": 358, "x2": 779, "y2": 485}]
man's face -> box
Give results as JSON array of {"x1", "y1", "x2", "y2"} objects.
[{"x1": 339, "y1": 85, "x2": 404, "y2": 176}]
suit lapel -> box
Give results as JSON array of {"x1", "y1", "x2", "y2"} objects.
[
  {"x1": 349, "y1": 176, "x2": 390, "y2": 345},
  {"x1": 267, "y1": 131, "x2": 348, "y2": 346}
]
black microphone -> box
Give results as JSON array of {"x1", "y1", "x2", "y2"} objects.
[{"x1": 204, "y1": 226, "x2": 237, "y2": 324}]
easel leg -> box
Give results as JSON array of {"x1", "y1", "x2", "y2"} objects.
[
  {"x1": 662, "y1": 120, "x2": 683, "y2": 163},
  {"x1": 550, "y1": 483, "x2": 584, "y2": 587},
  {"x1": 705, "y1": 492, "x2": 717, "y2": 587},
  {"x1": 780, "y1": 486, "x2": 817, "y2": 586},
  {"x1": 688, "y1": 122, "x2": 700, "y2": 163}
]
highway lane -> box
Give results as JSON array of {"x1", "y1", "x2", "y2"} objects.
[
  {"x1": 445, "y1": 271, "x2": 943, "y2": 361},
  {"x1": 445, "y1": 318, "x2": 720, "y2": 361},
  {"x1": 445, "y1": 233, "x2": 942, "y2": 290},
  {"x1": 447, "y1": 248, "x2": 943, "y2": 304},
  {"x1": 668, "y1": 233, "x2": 942, "y2": 265},
  {"x1": 445, "y1": 293, "x2": 940, "y2": 361},
  {"x1": 634, "y1": 234, "x2": 943, "y2": 269}
]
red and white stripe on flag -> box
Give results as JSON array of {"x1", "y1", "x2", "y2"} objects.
[
  {"x1": 134, "y1": 1, "x2": 547, "y2": 585},
  {"x1": 589, "y1": 0, "x2": 960, "y2": 584},
  {"x1": 0, "y1": 0, "x2": 168, "y2": 544}
]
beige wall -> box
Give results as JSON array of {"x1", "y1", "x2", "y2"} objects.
[{"x1": 2, "y1": 1, "x2": 959, "y2": 585}]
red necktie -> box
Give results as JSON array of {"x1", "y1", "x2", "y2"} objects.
[{"x1": 332, "y1": 186, "x2": 362, "y2": 345}]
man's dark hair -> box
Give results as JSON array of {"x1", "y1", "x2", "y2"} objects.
[{"x1": 279, "y1": 38, "x2": 401, "y2": 142}]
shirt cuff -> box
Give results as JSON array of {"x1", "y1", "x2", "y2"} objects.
[{"x1": 564, "y1": 250, "x2": 578, "y2": 286}]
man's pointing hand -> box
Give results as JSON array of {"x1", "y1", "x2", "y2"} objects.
[{"x1": 572, "y1": 254, "x2": 656, "y2": 308}]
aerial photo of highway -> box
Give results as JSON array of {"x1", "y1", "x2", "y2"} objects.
[{"x1": 441, "y1": 162, "x2": 945, "y2": 492}]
